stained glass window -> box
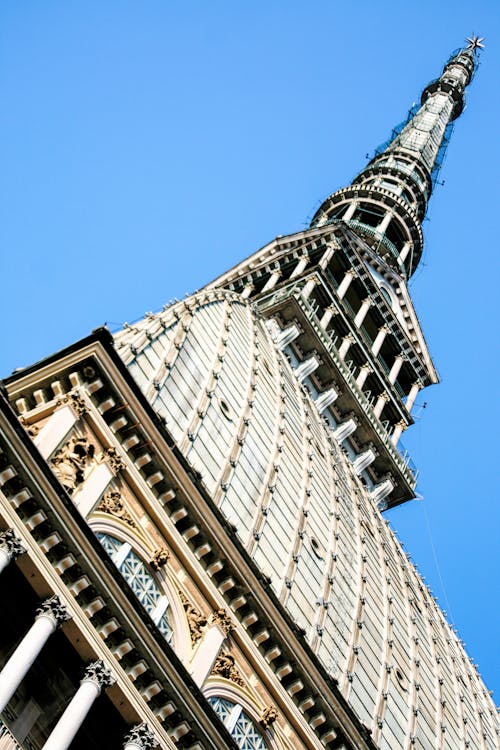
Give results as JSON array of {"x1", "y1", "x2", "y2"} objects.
[
  {"x1": 209, "y1": 697, "x2": 269, "y2": 749},
  {"x1": 97, "y1": 532, "x2": 173, "y2": 643}
]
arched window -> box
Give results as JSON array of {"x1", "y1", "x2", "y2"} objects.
[
  {"x1": 209, "y1": 697, "x2": 269, "y2": 749},
  {"x1": 97, "y1": 532, "x2": 173, "y2": 643}
]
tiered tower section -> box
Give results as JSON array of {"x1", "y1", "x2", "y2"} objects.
[
  {"x1": 201, "y1": 40, "x2": 481, "y2": 509},
  {"x1": 311, "y1": 44, "x2": 477, "y2": 277}
]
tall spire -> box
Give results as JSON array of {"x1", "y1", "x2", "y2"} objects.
[{"x1": 310, "y1": 40, "x2": 482, "y2": 277}]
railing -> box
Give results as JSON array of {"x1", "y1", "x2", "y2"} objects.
[
  {"x1": 0, "y1": 722, "x2": 23, "y2": 750},
  {"x1": 341, "y1": 219, "x2": 401, "y2": 263}
]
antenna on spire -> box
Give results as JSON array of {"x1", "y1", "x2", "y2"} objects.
[{"x1": 465, "y1": 34, "x2": 485, "y2": 54}]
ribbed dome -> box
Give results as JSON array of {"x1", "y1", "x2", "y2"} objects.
[{"x1": 115, "y1": 291, "x2": 498, "y2": 748}]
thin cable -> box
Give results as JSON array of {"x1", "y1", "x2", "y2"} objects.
[{"x1": 421, "y1": 498, "x2": 456, "y2": 626}]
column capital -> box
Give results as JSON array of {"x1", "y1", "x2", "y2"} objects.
[
  {"x1": 81, "y1": 660, "x2": 115, "y2": 692},
  {"x1": 35, "y1": 595, "x2": 72, "y2": 627},
  {"x1": 379, "y1": 324, "x2": 390, "y2": 333},
  {"x1": 210, "y1": 608, "x2": 234, "y2": 635},
  {"x1": 0, "y1": 529, "x2": 26, "y2": 559},
  {"x1": 123, "y1": 723, "x2": 156, "y2": 749}
]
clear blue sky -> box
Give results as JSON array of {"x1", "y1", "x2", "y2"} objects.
[{"x1": 1, "y1": 2, "x2": 498, "y2": 700}]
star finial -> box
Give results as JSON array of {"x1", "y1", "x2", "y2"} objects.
[{"x1": 465, "y1": 35, "x2": 485, "y2": 54}]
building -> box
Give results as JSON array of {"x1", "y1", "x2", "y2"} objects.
[{"x1": 0, "y1": 36, "x2": 498, "y2": 750}]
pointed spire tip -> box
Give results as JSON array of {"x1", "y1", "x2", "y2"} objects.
[{"x1": 465, "y1": 35, "x2": 485, "y2": 54}]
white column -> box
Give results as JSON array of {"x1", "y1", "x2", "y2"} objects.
[
  {"x1": 290, "y1": 253, "x2": 309, "y2": 279},
  {"x1": 352, "y1": 448, "x2": 377, "y2": 475},
  {"x1": 123, "y1": 723, "x2": 156, "y2": 750},
  {"x1": 0, "y1": 596, "x2": 70, "y2": 713},
  {"x1": 388, "y1": 355, "x2": 405, "y2": 384},
  {"x1": 377, "y1": 211, "x2": 393, "y2": 234},
  {"x1": 337, "y1": 270, "x2": 355, "y2": 300},
  {"x1": 398, "y1": 242, "x2": 412, "y2": 263},
  {"x1": 333, "y1": 417, "x2": 357, "y2": 443},
  {"x1": 354, "y1": 298, "x2": 371, "y2": 328},
  {"x1": 261, "y1": 270, "x2": 281, "y2": 293},
  {"x1": 294, "y1": 356, "x2": 319, "y2": 382},
  {"x1": 319, "y1": 246, "x2": 334, "y2": 269},
  {"x1": 190, "y1": 610, "x2": 233, "y2": 687},
  {"x1": 72, "y1": 462, "x2": 114, "y2": 517},
  {"x1": 373, "y1": 392, "x2": 389, "y2": 420},
  {"x1": 34, "y1": 406, "x2": 77, "y2": 460},
  {"x1": 0, "y1": 529, "x2": 26, "y2": 574},
  {"x1": 356, "y1": 365, "x2": 372, "y2": 390},
  {"x1": 274, "y1": 325, "x2": 300, "y2": 350},
  {"x1": 42, "y1": 661, "x2": 115, "y2": 750},
  {"x1": 371, "y1": 325, "x2": 389, "y2": 357},
  {"x1": 338, "y1": 335, "x2": 354, "y2": 361},
  {"x1": 370, "y1": 478, "x2": 394, "y2": 510},
  {"x1": 319, "y1": 305, "x2": 336, "y2": 330},
  {"x1": 390, "y1": 421, "x2": 406, "y2": 446},
  {"x1": 405, "y1": 381, "x2": 422, "y2": 414},
  {"x1": 241, "y1": 283, "x2": 254, "y2": 299},
  {"x1": 301, "y1": 277, "x2": 317, "y2": 300},
  {"x1": 314, "y1": 387, "x2": 338, "y2": 413},
  {"x1": 343, "y1": 201, "x2": 358, "y2": 221}
]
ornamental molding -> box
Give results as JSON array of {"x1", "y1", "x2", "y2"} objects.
[
  {"x1": 96, "y1": 491, "x2": 136, "y2": 528},
  {"x1": 0, "y1": 528, "x2": 26, "y2": 559},
  {"x1": 51, "y1": 435, "x2": 95, "y2": 494},
  {"x1": 211, "y1": 653, "x2": 246, "y2": 687},
  {"x1": 179, "y1": 590, "x2": 207, "y2": 644},
  {"x1": 150, "y1": 547, "x2": 170, "y2": 571},
  {"x1": 210, "y1": 608, "x2": 234, "y2": 636},
  {"x1": 81, "y1": 660, "x2": 115, "y2": 691},
  {"x1": 19, "y1": 417, "x2": 40, "y2": 437},
  {"x1": 123, "y1": 722, "x2": 156, "y2": 749},
  {"x1": 102, "y1": 447, "x2": 126, "y2": 474},
  {"x1": 35, "y1": 595, "x2": 72, "y2": 626},
  {"x1": 260, "y1": 705, "x2": 278, "y2": 729},
  {"x1": 55, "y1": 392, "x2": 88, "y2": 417}
]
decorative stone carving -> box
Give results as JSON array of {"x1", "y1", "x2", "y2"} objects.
[
  {"x1": 51, "y1": 436, "x2": 95, "y2": 493},
  {"x1": 55, "y1": 392, "x2": 88, "y2": 417},
  {"x1": 210, "y1": 608, "x2": 234, "y2": 635},
  {"x1": 19, "y1": 417, "x2": 40, "y2": 437},
  {"x1": 81, "y1": 660, "x2": 115, "y2": 691},
  {"x1": 123, "y1": 723, "x2": 156, "y2": 749},
  {"x1": 150, "y1": 547, "x2": 170, "y2": 571},
  {"x1": 35, "y1": 595, "x2": 72, "y2": 626},
  {"x1": 211, "y1": 653, "x2": 246, "y2": 687},
  {"x1": 103, "y1": 447, "x2": 126, "y2": 473},
  {"x1": 260, "y1": 705, "x2": 278, "y2": 729},
  {"x1": 0, "y1": 528, "x2": 26, "y2": 559},
  {"x1": 179, "y1": 590, "x2": 207, "y2": 644},
  {"x1": 96, "y1": 491, "x2": 136, "y2": 528}
]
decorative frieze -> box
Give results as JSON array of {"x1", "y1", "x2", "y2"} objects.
[
  {"x1": 51, "y1": 436, "x2": 95, "y2": 494},
  {"x1": 96, "y1": 491, "x2": 136, "y2": 528},
  {"x1": 55, "y1": 392, "x2": 88, "y2": 417},
  {"x1": 150, "y1": 547, "x2": 170, "y2": 571},
  {"x1": 210, "y1": 608, "x2": 234, "y2": 636},
  {"x1": 103, "y1": 446, "x2": 126, "y2": 474},
  {"x1": 211, "y1": 653, "x2": 246, "y2": 687},
  {"x1": 179, "y1": 591, "x2": 207, "y2": 644}
]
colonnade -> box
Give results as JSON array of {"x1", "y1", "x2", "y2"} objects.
[{"x1": 0, "y1": 529, "x2": 156, "y2": 749}]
